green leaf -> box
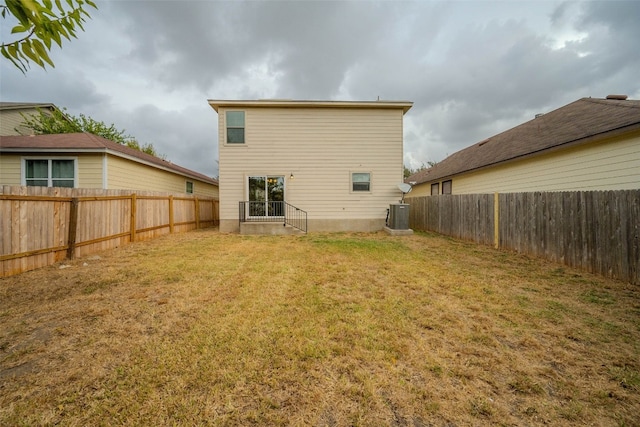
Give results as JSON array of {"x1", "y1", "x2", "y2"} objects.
[
  {"x1": 48, "y1": 22, "x2": 63, "y2": 46},
  {"x1": 21, "y1": 0, "x2": 43, "y2": 25},
  {"x1": 21, "y1": 41, "x2": 44, "y2": 67},
  {"x1": 39, "y1": 24, "x2": 53, "y2": 49},
  {"x1": 31, "y1": 39, "x2": 54, "y2": 67},
  {"x1": 1, "y1": 45, "x2": 27, "y2": 73},
  {"x1": 7, "y1": 43, "x2": 20, "y2": 59},
  {"x1": 5, "y1": 0, "x2": 32, "y2": 26},
  {"x1": 10, "y1": 24, "x2": 31, "y2": 34}
]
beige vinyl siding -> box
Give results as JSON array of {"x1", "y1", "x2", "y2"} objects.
[
  {"x1": 0, "y1": 154, "x2": 21, "y2": 185},
  {"x1": 0, "y1": 154, "x2": 100, "y2": 188},
  {"x1": 0, "y1": 110, "x2": 33, "y2": 135},
  {"x1": 219, "y1": 107, "x2": 405, "y2": 231},
  {"x1": 190, "y1": 181, "x2": 218, "y2": 198},
  {"x1": 0, "y1": 108, "x2": 55, "y2": 136},
  {"x1": 411, "y1": 132, "x2": 640, "y2": 196},
  {"x1": 107, "y1": 155, "x2": 219, "y2": 197},
  {"x1": 406, "y1": 182, "x2": 432, "y2": 198},
  {"x1": 77, "y1": 154, "x2": 105, "y2": 188}
]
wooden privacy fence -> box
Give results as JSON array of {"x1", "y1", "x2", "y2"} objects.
[
  {"x1": 407, "y1": 190, "x2": 640, "y2": 285},
  {"x1": 1, "y1": 186, "x2": 219, "y2": 278}
]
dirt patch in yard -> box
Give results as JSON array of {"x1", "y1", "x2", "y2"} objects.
[{"x1": 1, "y1": 229, "x2": 639, "y2": 426}]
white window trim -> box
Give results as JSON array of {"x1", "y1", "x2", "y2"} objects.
[
  {"x1": 224, "y1": 109, "x2": 247, "y2": 145},
  {"x1": 21, "y1": 156, "x2": 78, "y2": 188},
  {"x1": 245, "y1": 174, "x2": 287, "y2": 219},
  {"x1": 350, "y1": 171, "x2": 372, "y2": 193},
  {"x1": 244, "y1": 174, "x2": 287, "y2": 200}
]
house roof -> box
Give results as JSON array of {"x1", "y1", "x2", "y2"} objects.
[
  {"x1": 208, "y1": 99, "x2": 413, "y2": 114},
  {"x1": 0, "y1": 102, "x2": 58, "y2": 111},
  {"x1": 0, "y1": 133, "x2": 218, "y2": 185},
  {"x1": 408, "y1": 96, "x2": 640, "y2": 185}
]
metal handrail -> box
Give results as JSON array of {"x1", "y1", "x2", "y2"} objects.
[{"x1": 239, "y1": 201, "x2": 307, "y2": 233}]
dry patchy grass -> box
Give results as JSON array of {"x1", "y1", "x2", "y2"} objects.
[{"x1": 1, "y1": 229, "x2": 639, "y2": 426}]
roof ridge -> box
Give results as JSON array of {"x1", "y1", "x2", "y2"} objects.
[{"x1": 582, "y1": 97, "x2": 640, "y2": 109}]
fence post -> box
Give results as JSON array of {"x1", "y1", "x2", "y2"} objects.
[
  {"x1": 494, "y1": 192, "x2": 500, "y2": 249},
  {"x1": 195, "y1": 197, "x2": 200, "y2": 229},
  {"x1": 66, "y1": 198, "x2": 79, "y2": 259},
  {"x1": 130, "y1": 193, "x2": 137, "y2": 242},
  {"x1": 169, "y1": 195, "x2": 174, "y2": 234}
]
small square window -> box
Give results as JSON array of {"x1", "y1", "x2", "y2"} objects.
[
  {"x1": 186, "y1": 181, "x2": 194, "y2": 194},
  {"x1": 226, "y1": 111, "x2": 245, "y2": 144},
  {"x1": 352, "y1": 172, "x2": 371, "y2": 192},
  {"x1": 431, "y1": 183, "x2": 439, "y2": 195}
]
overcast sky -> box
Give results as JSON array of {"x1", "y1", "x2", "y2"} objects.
[{"x1": 2, "y1": 0, "x2": 639, "y2": 178}]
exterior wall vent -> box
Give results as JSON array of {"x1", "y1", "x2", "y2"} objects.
[
  {"x1": 535, "y1": 113, "x2": 544, "y2": 118},
  {"x1": 606, "y1": 94, "x2": 628, "y2": 100}
]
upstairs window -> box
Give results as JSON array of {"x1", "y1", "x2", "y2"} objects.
[
  {"x1": 226, "y1": 111, "x2": 245, "y2": 144},
  {"x1": 186, "y1": 181, "x2": 194, "y2": 194},
  {"x1": 352, "y1": 172, "x2": 371, "y2": 192},
  {"x1": 24, "y1": 158, "x2": 76, "y2": 188},
  {"x1": 431, "y1": 183, "x2": 439, "y2": 195}
]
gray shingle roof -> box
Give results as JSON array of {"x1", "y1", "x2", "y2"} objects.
[
  {"x1": 409, "y1": 97, "x2": 640, "y2": 185},
  {"x1": 0, "y1": 132, "x2": 218, "y2": 185}
]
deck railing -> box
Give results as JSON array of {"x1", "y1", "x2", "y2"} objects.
[{"x1": 239, "y1": 201, "x2": 307, "y2": 233}]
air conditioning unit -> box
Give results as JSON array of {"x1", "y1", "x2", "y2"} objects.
[{"x1": 388, "y1": 203, "x2": 410, "y2": 230}]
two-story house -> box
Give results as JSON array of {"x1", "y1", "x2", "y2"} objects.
[{"x1": 208, "y1": 99, "x2": 412, "y2": 233}]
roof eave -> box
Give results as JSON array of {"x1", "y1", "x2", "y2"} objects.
[
  {"x1": 0, "y1": 103, "x2": 57, "y2": 111},
  {"x1": 208, "y1": 99, "x2": 413, "y2": 114}
]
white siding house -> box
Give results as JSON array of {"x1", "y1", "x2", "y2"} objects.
[{"x1": 208, "y1": 100, "x2": 412, "y2": 233}]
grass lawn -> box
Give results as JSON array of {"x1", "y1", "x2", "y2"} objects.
[{"x1": 1, "y1": 229, "x2": 639, "y2": 426}]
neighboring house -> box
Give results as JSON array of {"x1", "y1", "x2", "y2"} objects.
[
  {"x1": 0, "y1": 133, "x2": 219, "y2": 197},
  {"x1": 407, "y1": 95, "x2": 640, "y2": 197},
  {"x1": 0, "y1": 102, "x2": 66, "y2": 136},
  {"x1": 208, "y1": 99, "x2": 413, "y2": 233}
]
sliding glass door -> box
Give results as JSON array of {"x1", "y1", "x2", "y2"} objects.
[{"x1": 248, "y1": 176, "x2": 284, "y2": 217}]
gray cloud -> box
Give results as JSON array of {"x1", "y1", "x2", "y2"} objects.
[{"x1": 2, "y1": 0, "x2": 637, "y2": 174}]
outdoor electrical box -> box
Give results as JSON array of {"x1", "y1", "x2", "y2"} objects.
[{"x1": 388, "y1": 203, "x2": 410, "y2": 230}]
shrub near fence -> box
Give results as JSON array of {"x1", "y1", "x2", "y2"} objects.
[
  {"x1": 0, "y1": 186, "x2": 219, "y2": 278},
  {"x1": 407, "y1": 190, "x2": 640, "y2": 285}
]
